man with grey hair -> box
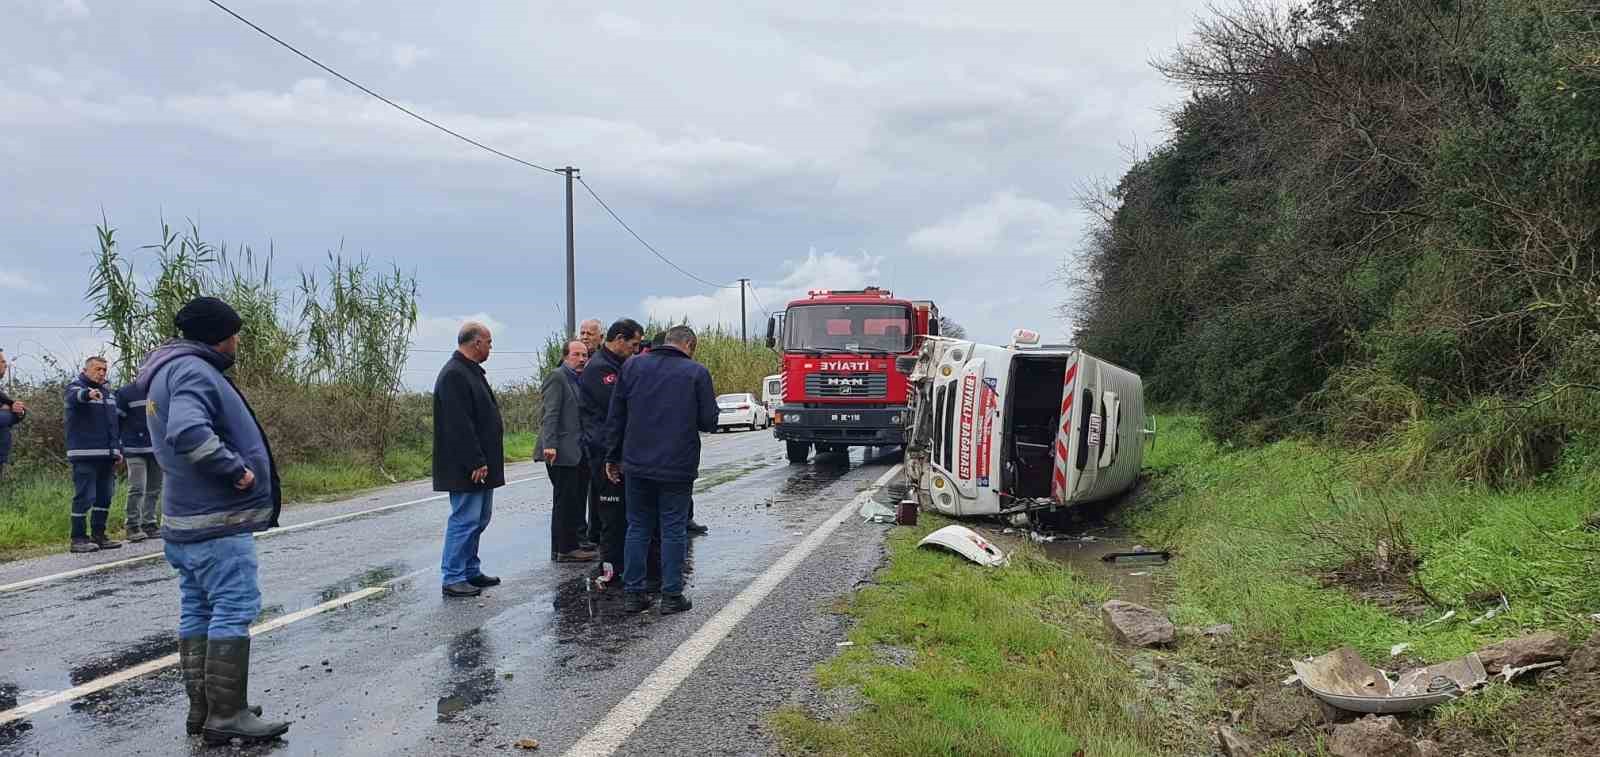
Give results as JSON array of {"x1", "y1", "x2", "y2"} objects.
[
  {"x1": 605, "y1": 325, "x2": 718, "y2": 614},
  {"x1": 578, "y1": 319, "x2": 603, "y2": 354},
  {"x1": 433, "y1": 321, "x2": 506, "y2": 598},
  {"x1": 541, "y1": 340, "x2": 596, "y2": 561},
  {"x1": 576, "y1": 318, "x2": 604, "y2": 547}
]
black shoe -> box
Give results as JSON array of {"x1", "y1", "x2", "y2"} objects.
[
  {"x1": 687, "y1": 520, "x2": 709, "y2": 535},
  {"x1": 92, "y1": 534, "x2": 123, "y2": 550},
  {"x1": 442, "y1": 582, "x2": 482, "y2": 598},
  {"x1": 467, "y1": 574, "x2": 501, "y2": 588},
  {"x1": 202, "y1": 638, "x2": 289, "y2": 745},
  {"x1": 180, "y1": 636, "x2": 260, "y2": 735},
  {"x1": 623, "y1": 592, "x2": 652, "y2": 613},
  {"x1": 554, "y1": 549, "x2": 600, "y2": 563},
  {"x1": 70, "y1": 538, "x2": 100, "y2": 554},
  {"x1": 144, "y1": 524, "x2": 162, "y2": 540},
  {"x1": 660, "y1": 593, "x2": 693, "y2": 615},
  {"x1": 126, "y1": 527, "x2": 148, "y2": 543}
]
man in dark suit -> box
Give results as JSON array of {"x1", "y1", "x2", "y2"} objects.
[
  {"x1": 432, "y1": 322, "x2": 506, "y2": 598},
  {"x1": 541, "y1": 340, "x2": 596, "y2": 562}
]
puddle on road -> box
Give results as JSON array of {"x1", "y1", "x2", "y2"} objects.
[
  {"x1": 436, "y1": 628, "x2": 500, "y2": 723},
  {"x1": 315, "y1": 561, "x2": 407, "y2": 603},
  {"x1": 68, "y1": 632, "x2": 177, "y2": 685},
  {"x1": 1034, "y1": 527, "x2": 1173, "y2": 606}
]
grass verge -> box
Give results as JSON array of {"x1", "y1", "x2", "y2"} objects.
[
  {"x1": 772, "y1": 516, "x2": 1163, "y2": 756},
  {"x1": 0, "y1": 431, "x2": 538, "y2": 560},
  {"x1": 779, "y1": 414, "x2": 1600, "y2": 755}
]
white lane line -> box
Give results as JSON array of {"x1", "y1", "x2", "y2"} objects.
[
  {"x1": 0, "y1": 474, "x2": 544, "y2": 595},
  {"x1": 0, "y1": 586, "x2": 388, "y2": 725},
  {"x1": 563, "y1": 463, "x2": 903, "y2": 757}
]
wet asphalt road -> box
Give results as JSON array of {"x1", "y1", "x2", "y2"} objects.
[{"x1": 0, "y1": 431, "x2": 899, "y2": 756}]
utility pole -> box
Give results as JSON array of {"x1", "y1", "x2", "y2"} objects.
[
  {"x1": 560, "y1": 166, "x2": 579, "y2": 339},
  {"x1": 738, "y1": 278, "x2": 750, "y2": 343}
]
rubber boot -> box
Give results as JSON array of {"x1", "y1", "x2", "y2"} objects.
[
  {"x1": 202, "y1": 637, "x2": 289, "y2": 745},
  {"x1": 180, "y1": 637, "x2": 260, "y2": 735}
]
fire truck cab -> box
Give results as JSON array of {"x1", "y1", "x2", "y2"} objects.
[
  {"x1": 766, "y1": 287, "x2": 937, "y2": 463},
  {"x1": 904, "y1": 329, "x2": 1154, "y2": 517}
]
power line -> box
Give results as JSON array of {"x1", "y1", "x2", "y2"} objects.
[
  {"x1": 576, "y1": 177, "x2": 740, "y2": 290},
  {"x1": 747, "y1": 286, "x2": 771, "y2": 318},
  {"x1": 204, "y1": 0, "x2": 563, "y2": 177}
]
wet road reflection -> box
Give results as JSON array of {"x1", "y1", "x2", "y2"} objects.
[{"x1": 436, "y1": 629, "x2": 498, "y2": 723}]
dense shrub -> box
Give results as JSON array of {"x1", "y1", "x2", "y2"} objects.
[{"x1": 1071, "y1": 0, "x2": 1600, "y2": 482}]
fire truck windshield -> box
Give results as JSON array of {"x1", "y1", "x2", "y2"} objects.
[{"x1": 784, "y1": 304, "x2": 913, "y2": 353}]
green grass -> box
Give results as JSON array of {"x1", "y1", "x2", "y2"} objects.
[
  {"x1": 780, "y1": 415, "x2": 1600, "y2": 754},
  {"x1": 773, "y1": 516, "x2": 1162, "y2": 756},
  {"x1": 0, "y1": 432, "x2": 539, "y2": 559},
  {"x1": 1135, "y1": 415, "x2": 1600, "y2": 663}
]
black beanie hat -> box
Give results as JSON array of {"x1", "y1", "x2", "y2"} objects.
[{"x1": 175, "y1": 297, "x2": 244, "y2": 345}]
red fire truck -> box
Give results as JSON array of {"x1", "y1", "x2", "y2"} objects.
[{"x1": 764, "y1": 287, "x2": 939, "y2": 463}]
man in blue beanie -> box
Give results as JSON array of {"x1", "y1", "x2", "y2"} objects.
[{"x1": 137, "y1": 296, "x2": 288, "y2": 744}]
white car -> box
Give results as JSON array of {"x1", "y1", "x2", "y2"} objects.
[{"x1": 716, "y1": 393, "x2": 771, "y2": 431}]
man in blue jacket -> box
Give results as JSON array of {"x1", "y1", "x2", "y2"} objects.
[
  {"x1": 605, "y1": 325, "x2": 718, "y2": 614},
  {"x1": 0, "y1": 349, "x2": 26, "y2": 481},
  {"x1": 116, "y1": 381, "x2": 162, "y2": 542},
  {"x1": 137, "y1": 297, "x2": 288, "y2": 744},
  {"x1": 65, "y1": 356, "x2": 122, "y2": 553}
]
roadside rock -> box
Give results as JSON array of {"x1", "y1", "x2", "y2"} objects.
[
  {"x1": 1569, "y1": 631, "x2": 1600, "y2": 680},
  {"x1": 1476, "y1": 631, "x2": 1571, "y2": 674},
  {"x1": 1328, "y1": 715, "x2": 1422, "y2": 757},
  {"x1": 1216, "y1": 725, "x2": 1257, "y2": 756},
  {"x1": 1101, "y1": 600, "x2": 1175, "y2": 647},
  {"x1": 1251, "y1": 686, "x2": 1322, "y2": 736}
]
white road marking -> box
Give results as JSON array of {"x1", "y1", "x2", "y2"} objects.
[
  {"x1": 0, "y1": 474, "x2": 545, "y2": 595},
  {"x1": 563, "y1": 463, "x2": 903, "y2": 757},
  {"x1": 0, "y1": 585, "x2": 388, "y2": 725}
]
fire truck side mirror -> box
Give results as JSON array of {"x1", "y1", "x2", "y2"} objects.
[
  {"x1": 765, "y1": 315, "x2": 776, "y2": 349},
  {"x1": 895, "y1": 355, "x2": 918, "y2": 375}
]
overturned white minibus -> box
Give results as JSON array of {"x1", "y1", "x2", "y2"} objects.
[{"x1": 903, "y1": 330, "x2": 1152, "y2": 517}]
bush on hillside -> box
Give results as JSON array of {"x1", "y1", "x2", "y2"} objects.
[{"x1": 1070, "y1": 0, "x2": 1600, "y2": 482}]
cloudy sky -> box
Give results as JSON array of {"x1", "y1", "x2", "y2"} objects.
[{"x1": 1, "y1": 0, "x2": 1209, "y2": 386}]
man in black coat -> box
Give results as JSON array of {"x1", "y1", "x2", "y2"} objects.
[
  {"x1": 433, "y1": 322, "x2": 506, "y2": 598},
  {"x1": 579, "y1": 318, "x2": 658, "y2": 590}
]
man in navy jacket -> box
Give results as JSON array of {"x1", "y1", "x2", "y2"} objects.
[
  {"x1": 605, "y1": 325, "x2": 718, "y2": 614},
  {"x1": 116, "y1": 381, "x2": 162, "y2": 542},
  {"x1": 64, "y1": 356, "x2": 122, "y2": 553},
  {"x1": 138, "y1": 297, "x2": 288, "y2": 744}
]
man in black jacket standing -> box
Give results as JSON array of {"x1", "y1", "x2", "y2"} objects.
[
  {"x1": 606, "y1": 325, "x2": 719, "y2": 614},
  {"x1": 579, "y1": 319, "x2": 656, "y2": 590},
  {"x1": 433, "y1": 322, "x2": 506, "y2": 598}
]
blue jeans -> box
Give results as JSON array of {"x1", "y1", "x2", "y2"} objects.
[
  {"x1": 164, "y1": 533, "x2": 261, "y2": 639},
  {"x1": 623, "y1": 477, "x2": 691, "y2": 595},
  {"x1": 70, "y1": 459, "x2": 115, "y2": 539},
  {"x1": 441, "y1": 489, "x2": 494, "y2": 585}
]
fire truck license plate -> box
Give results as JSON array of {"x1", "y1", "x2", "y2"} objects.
[{"x1": 1088, "y1": 413, "x2": 1102, "y2": 446}]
